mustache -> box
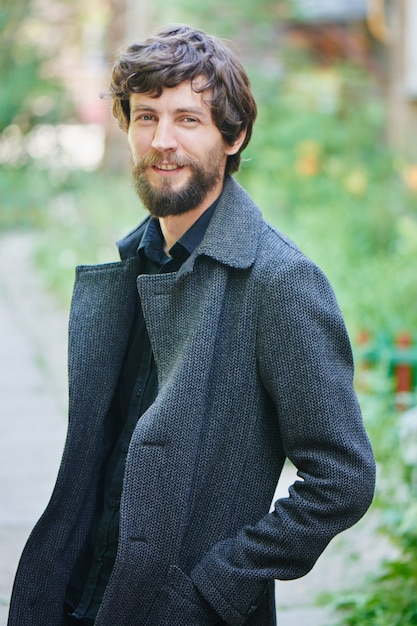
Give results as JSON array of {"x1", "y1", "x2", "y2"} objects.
[{"x1": 138, "y1": 152, "x2": 195, "y2": 169}]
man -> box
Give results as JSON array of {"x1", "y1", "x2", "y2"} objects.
[{"x1": 8, "y1": 24, "x2": 375, "y2": 626}]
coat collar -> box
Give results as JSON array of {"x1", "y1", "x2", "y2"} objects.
[
  {"x1": 197, "y1": 176, "x2": 263, "y2": 269},
  {"x1": 117, "y1": 176, "x2": 263, "y2": 270}
]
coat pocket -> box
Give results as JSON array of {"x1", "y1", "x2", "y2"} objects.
[{"x1": 145, "y1": 564, "x2": 222, "y2": 625}]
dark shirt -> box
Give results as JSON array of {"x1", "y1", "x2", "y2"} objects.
[{"x1": 65, "y1": 202, "x2": 217, "y2": 622}]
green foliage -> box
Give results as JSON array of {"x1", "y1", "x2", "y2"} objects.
[
  {"x1": 326, "y1": 379, "x2": 417, "y2": 626},
  {"x1": 0, "y1": 1, "x2": 73, "y2": 230},
  {"x1": 0, "y1": 164, "x2": 54, "y2": 229},
  {"x1": 33, "y1": 169, "x2": 146, "y2": 306},
  {"x1": 0, "y1": 0, "x2": 69, "y2": 134},
  {"x1": 237, "y1": 65, "x2": 417, "y2": 339},
  {"x1": 160, "y1": 0, "x2": 293, "y2": 36},
  {"x1": 336, "y1": 567, "x2": 417, "y2": 626},
  {"x1": 333, "y1": 481, "x2": 417, "y2": 624}
]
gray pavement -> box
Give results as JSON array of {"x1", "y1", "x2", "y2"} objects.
[
  {"x1": 0, "y1": 231, "x2": 390, "y2": 626},
  {"x1": 0, "y1": 232, "x2": 68, "y2": 625}
]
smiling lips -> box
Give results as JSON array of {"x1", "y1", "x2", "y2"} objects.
[{"x1": 153, "y1": 163, "x2": 184, "y2": 171}]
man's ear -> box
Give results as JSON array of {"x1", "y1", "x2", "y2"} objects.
[{"x1": 225, "y1": 129, "x2": 247, "y2": 156}]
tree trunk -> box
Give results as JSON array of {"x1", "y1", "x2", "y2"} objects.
[
  {"x1": 100, "y1": 0, "x2": 158, "y2": 173},
  {"x1": 101, "y1": 0, "x2": 128, "y2": 173},
  {"x1": 385, "y1": 0, "x2": 417, "y2": 158}
]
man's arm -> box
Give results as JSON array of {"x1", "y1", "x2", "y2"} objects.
[{"x1": 190, "y1": 257, "x2": 375, "y2": 624}]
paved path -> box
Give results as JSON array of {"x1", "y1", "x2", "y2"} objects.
[
  {"x1": 0, "y1": 231, "x2": 389, "y2": 626},
  {"x1": 0, "y1": 232, "x2": 68, "y2": 625}
]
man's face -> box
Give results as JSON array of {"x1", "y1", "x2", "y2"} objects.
[{"x1": 127, "y1": 80, "x2": 240, "y2": 218}]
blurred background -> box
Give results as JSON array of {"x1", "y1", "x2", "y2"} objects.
[{"x1": 1, "y1": 0, "x2": 417, "y2": 624}]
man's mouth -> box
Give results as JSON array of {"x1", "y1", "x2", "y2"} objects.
[{"x1": 153, "y1": 163, "x2": 184, "y2": 171}]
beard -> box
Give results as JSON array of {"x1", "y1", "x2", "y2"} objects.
[{"x1": 131, "y1": 148, "x2": 225, "y2": 218}]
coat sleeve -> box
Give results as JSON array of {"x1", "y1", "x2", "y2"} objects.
[{"x1": 190, "y1": 255, "x2": 376, "y2": 625}]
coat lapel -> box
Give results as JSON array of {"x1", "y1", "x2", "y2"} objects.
[
  {"x1": 137, "y1": 262, "x2": 229, "y2": 387},
  {"x1": 68, "y1": 256, "x2": 142, "y2": 436}
]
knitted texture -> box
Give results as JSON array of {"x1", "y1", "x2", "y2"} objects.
[{"x1": 8, "y1": 177, "x2": 375, "y2": 626}]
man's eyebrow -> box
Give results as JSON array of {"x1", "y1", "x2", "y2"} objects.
[
  {"x1": 130, "y1": 104, "x2": 157, "y2": 113},
  {"x1": 130, "y1": 104, "x2": 209, "y2": 117},
  {"x1": 175, "y1": 106, "x2": 209, "y2": 117}
]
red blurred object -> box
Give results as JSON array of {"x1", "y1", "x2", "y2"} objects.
[{"x1": 394, "y1": 331, "x2": 413, "y2": 410}]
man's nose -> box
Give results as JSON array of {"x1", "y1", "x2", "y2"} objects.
[{"x1": 151, "y1": 120, "x2": 178, "y2": 153}]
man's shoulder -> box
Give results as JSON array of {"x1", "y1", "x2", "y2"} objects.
[
  {"x1": 253, "y1": 220, "x2": 337, "y2": 310},
  {"x1": 219, "y1": 177, "x2": 316, "y2": 273},
  {"x1": 257, "y1": 218, "x2": 305, "y2": 266},
  {"x1": 261, "y1": 219, "x2": 299, "y2": 249}
]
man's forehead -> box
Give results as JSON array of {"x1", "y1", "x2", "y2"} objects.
[{"x1": 129, "y1": 80, "x2": 212, "y2": 111}]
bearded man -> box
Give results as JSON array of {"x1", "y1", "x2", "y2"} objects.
[{"x1": 8, "y1": 24, "x2": 375, "y2": 626}]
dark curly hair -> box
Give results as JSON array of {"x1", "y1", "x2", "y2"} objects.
[{"x1": 107, "y1": 24, "x2": 257, "y2": 175}]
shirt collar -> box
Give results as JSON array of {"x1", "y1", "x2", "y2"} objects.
[{"x1": 137, "y1": 198, "x2": 219, "y2": 265}]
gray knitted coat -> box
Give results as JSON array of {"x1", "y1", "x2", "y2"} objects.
[{"x1": 8, "y1": 176, "x2": 375, "y2": 626}]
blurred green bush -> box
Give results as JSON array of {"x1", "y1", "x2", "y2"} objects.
[
  {"x1": 238, "y1": 65, "x2": 417, "y2": 341},
  {"x1": 32, "y1": 170, "x2": 146, "y2": 306},
  {"x1": 0, "y1": 1, "x2": 69, "y2": 134},
  {"x1": 332, "y1": 384, "x2": 417, "y2": 626}
]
